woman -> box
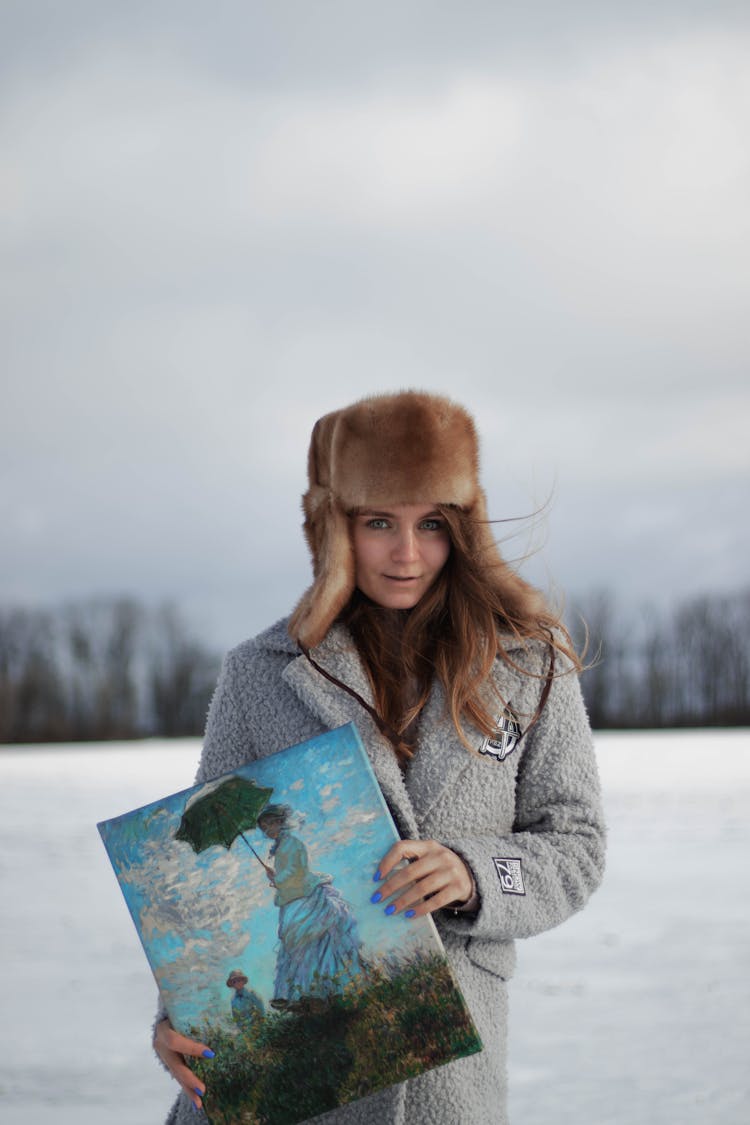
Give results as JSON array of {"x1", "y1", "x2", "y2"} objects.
[
  {"x1": 155, "y1": 390, "x2": 605, "y2": 1124},
  {"x1": 256, "y1": 804, "x2": 363, "y2": 1008}
]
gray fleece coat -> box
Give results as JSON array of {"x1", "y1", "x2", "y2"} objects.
[{"x1": 162, "y1": 619, "x2": 605, "y2": 1125}]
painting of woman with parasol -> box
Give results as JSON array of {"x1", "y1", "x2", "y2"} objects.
[{"x1": 257, "y1": 803, "x2": 364, "y2": 1010}]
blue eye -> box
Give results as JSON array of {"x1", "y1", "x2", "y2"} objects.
[
  {"x1": 366, "y1": 518, "x2": 390, "y2": 530},
  {"x1": 420, "y1": 519, "x2": 443, "y2": 531}
]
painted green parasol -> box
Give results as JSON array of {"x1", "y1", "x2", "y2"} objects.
[{"x1": 175, "y1": 776, "x2": 274, "y2": 865}]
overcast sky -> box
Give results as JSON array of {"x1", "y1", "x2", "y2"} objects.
[{"x1": 3, "y1": 1, "x2": 748, "y2": 650}]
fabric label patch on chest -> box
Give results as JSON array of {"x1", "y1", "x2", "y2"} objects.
[
  {"x1": 479, "y1": 706, "x2": 521, "y2": 762},
  {"x1": 493, "y1": 857, "x2": 525, "y2": 895}
]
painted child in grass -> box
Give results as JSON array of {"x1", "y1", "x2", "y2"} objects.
[{"x1": 225, "y1": 970, "x2": 264, "y2": 1029}]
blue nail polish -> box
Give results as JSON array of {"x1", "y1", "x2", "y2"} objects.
[
  {"x1": 370, "y1": 891, "x2": 382, "y2": 904},
  {"x1": 405, "y1": 909, "x2": 416, "y2": 918},
  {"x1": 373, "y1": 869, "x2": 382, "y2": 881},
  {"x1": 202, "y1": 1049, "x2": 215, "y2": 1059},
  {"x1": 385, "y1": 903, "x2": 396, "y2": 916},
  {"x1": 194, "y1": 1088, "x2": 204, "y2": 1097}
]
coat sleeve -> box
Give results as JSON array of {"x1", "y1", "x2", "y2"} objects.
[
  {"x1": 194, "y1": 647, "x2": 262, "y2": 784},
  {"x1": 440, "y1": 663, "x2": 606, "y2": 942}
]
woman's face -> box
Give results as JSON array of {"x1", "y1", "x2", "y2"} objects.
[
  {"x1": 259, "y1": 817, "x2": 283, "y2": 839},
  {"x1": 350, "y1": 503, "x2": 451, "y2": 610}
]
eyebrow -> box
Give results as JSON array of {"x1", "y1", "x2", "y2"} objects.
[{"x1": 355, "y1": 508, "x2": 442, "y2": 518}]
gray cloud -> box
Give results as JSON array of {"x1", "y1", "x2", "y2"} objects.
[{"x1": 2, "y1": 3, "x2": 748, "y2": 649}]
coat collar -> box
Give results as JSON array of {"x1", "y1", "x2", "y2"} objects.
[
  {"x1": 403, "y1": 652, "x2": 530, "y2": 825},
  {"x1": 281, "y1": 624, "x2": 420, "y2": 838},
  {"x1": 274, "y1": 618, "x2": 538, "y2": 834}
]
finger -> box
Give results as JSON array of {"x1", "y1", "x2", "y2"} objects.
[
  {"x1": 153, "y1": 1021, "x2": 214, "y2": 1110},
  {"x1": 156, "y1": 1023, "x2": 215, "y2": 1060},
  {"x1": 154, "y1": 1047, "x2": 210, "y2": 1109},
  {"x1": 170, "y1": 1056, "x2": 207, "y2": 1107},
  {"x1": 378, "y1": 851, "x2": 472, "y2": 912},
  {"x1": 401, "y1": 885, "x2": 466, "y2": 919},
  {"x1": 374, "y1": 840, "x2": 429, "y2": 881},
  {"x1": 392, "y1": 870, "x2": 454, "y2": 911},
  {"x1": 388, "y1": 865, "x2": 469, "y2": 914},
  {"x1": 374, "y1": 855, "x2": 438, "y2": 902},
  {"x1": 154, "y1": 1042, "x2": 206, "y2": 1103},
  {"x1": 377, "y1": 840, "x2": 463, "y2": 895}
]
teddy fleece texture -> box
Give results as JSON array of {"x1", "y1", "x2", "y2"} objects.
[{"x1": 160, "y1": 618, "x2": 605, "y2": 1125}]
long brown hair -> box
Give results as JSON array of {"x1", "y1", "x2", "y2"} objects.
[{"x1": 340, "y1": 505, "x2": 581, "y2": 766}]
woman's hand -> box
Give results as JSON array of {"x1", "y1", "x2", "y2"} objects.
[
  {"x1": 372, "y1": 839, "x2": 475, "y2": 919},
  {"x1": 153, "y1": 1018, "x2": 214, "y2": 1111}
]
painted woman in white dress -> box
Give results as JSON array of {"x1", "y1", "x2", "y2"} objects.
[{"x1": 257, "y1": 804, "x2": 363, "y2": 1008}]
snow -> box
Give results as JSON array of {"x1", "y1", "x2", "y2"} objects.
[
  {"x1": 509, "y1": 730, "x2": 750, "y2": 1124},
  {"x1": 0, "y1": 730, "x2": 748, "y2": 1124}
]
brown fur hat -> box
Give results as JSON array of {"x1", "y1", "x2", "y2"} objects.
[{"x1": 288, "y1": 390, "x2": 503, "y2": 648}]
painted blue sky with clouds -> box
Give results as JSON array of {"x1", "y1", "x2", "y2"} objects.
[{"x1": 99, "y1": 724, "x2": 437, "y2": 1031}]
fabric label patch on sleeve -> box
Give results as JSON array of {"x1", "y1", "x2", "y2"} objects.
[{"x1": 492, "y1": 857, "x2": 525, "y2": 895}]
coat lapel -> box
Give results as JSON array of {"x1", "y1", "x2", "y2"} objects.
[
  {"x1": 405, "y1": 647, "x2": 529, "y2": 827},
  {"x1": 281, "y1": 625, "x2": 420, "y2": 839},
  {"x1": 281, "y1": 623, "x2": 536, "y2": 838},
  {"x1": 403, "y1": 679, "x2": 471, "y2": 826}
]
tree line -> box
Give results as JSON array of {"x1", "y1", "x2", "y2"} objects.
[
  {"x1": 0, "y1": 587, "x2": 748, "y2": 744},
  {"x1": 0, "y1": 597, "x2": 220, "y2": 743},
  {"x1": 570, "y1": 587, "x2": 750, "y2": 728}
]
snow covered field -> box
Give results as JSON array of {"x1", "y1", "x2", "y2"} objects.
[{"x1": 1, "y1": 730, "x2": 748, "y2": 1125}]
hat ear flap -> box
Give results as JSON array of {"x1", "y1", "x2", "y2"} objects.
[{"x1": 288, "y1": 496, "x2": 355, "y2": 648}]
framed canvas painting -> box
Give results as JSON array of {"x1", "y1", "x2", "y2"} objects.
[{"x1": 98, "y1": 722, "x2": 482, "y2": 1125}]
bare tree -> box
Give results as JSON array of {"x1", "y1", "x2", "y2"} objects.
[
  {"x1": 63, "y1": 598, "x2": 141, "y2": 739},
  {"x1": 0, "y1": 608, "x2": 66, "y2": 741},
  {"x1": 148, "y1": 602, "x2": 218, "y2": 736},
  {"x1": 569, "y1": 590, "x2": 632, "y2": 728}
]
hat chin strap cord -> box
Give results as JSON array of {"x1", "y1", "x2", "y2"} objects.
[{"x1": 298, "y1": 644, "x2": 404, "y2": 747}]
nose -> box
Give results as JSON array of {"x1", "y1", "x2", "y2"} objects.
[{"x1": 391, "y1": 527, "x2": 420, "y2": 563}]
